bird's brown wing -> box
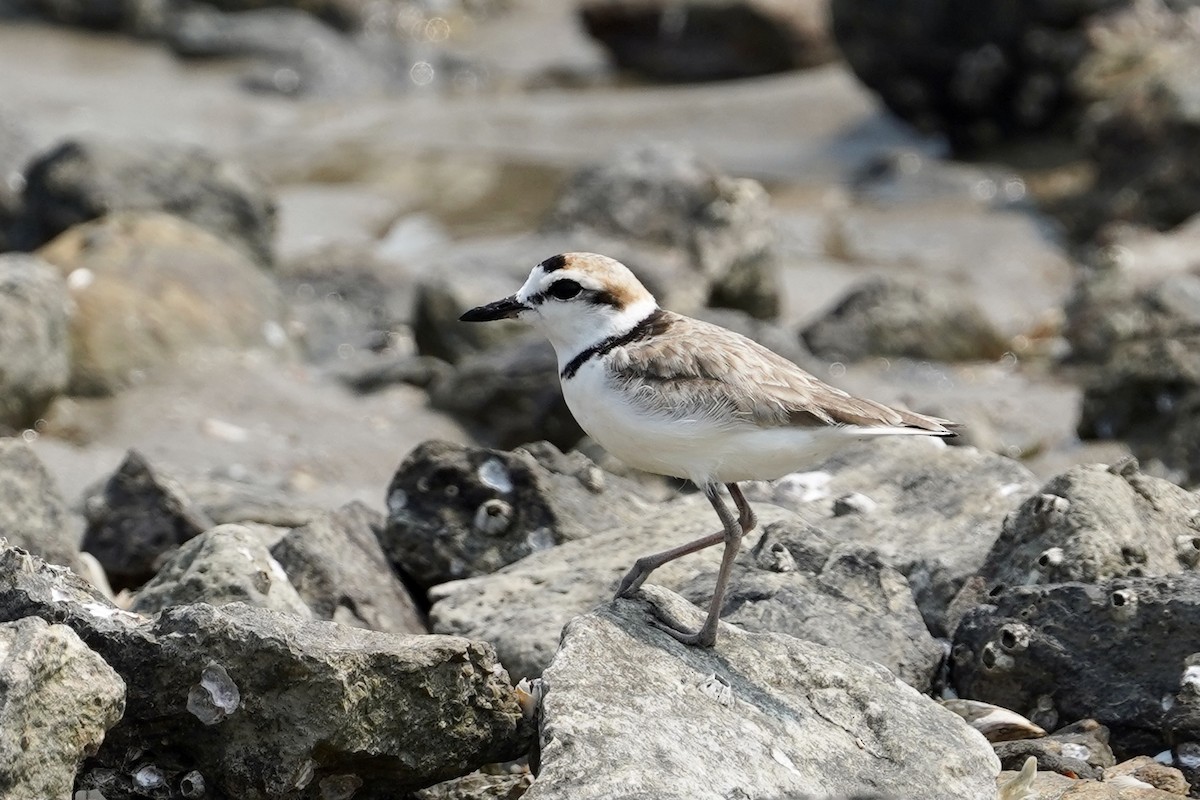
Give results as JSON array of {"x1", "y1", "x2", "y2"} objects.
[{"x1": 606, "y1": 311, "x2": 954, "y2": 433}]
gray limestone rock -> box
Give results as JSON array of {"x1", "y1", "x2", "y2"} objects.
[
  {"x1": 544, "y1": 142, "x2": 781, "y2": 319},
  {"x1": 524, "y1": 585, "x2": 999, "y2": 800},
  {"x1": 17, "y1": 136, "x2": 276, "y2": 265},
  {"x1": 0, "y1": 544, "x2": 529, "y2": 799},
  {"x1": 0, "y1": 438, "x2": 84, "y2": 574},
  {"x1": 742, "y1": 437, "x2": 1038, "y2": 635},
  {"x1": 0, "y1": 254, "x2": 70, "y2": 428},
  {"x1": 953, "y1": 575, "x2": 1200, "y2": 756},
  {"x1": 679, "y1": 526, "x2": 944, "y2": 691},
  {"x1": 0, "y1": 616, "x2": 126, "y2": 800},
  {"x1": 977, "y1": 461, "x2": 1200, "y2": 589},
  {"x1": 81, "y1": 449, "x2": 215, "y2": 590},
  {"x1": 130, "y1": 523, "x2": 313, "y2": 618},
  {"x1": 272, "y1": 502, "x2": 426, "y2": 634},
  {"x1": 382, "y1": 440, "x2": 652, "y2": 589},
  {"x1": 802, "y1": 275, "x2": 1008, "y2": 363}
]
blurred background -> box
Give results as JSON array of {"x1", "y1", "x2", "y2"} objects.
[{"x1": 1, "y1": 0, "x2": 1197, "y2": 513}]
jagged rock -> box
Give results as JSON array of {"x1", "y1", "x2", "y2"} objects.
[
  {"x1": 81, "y1": 450, "x2": 215, "y2": 590},
  {"x1": 977, "y1": 462, "x2": 1200, "y2": 589},
  {"x1": 0, "y1": 544, "x2": 529, "y2": 799},
  {"x1": 0, "y1": 616, "x2": 125, "y2": 800},
  {"x1": 996, "y1": 766, "x2": 1185, "y2": 798},
  {"x1": 382, "y1": 440, "x2": 650, "y2": 589},
  {"x1": 742, "y1": 437, "x2": 1038, "y2": 634},
  {"x1": 579, "y1": 0, "x2": 836, "y2": 81},
  {"x1": 830, "y1": 0, "x2": 1127, "y2": 151},
  {"x1": 992, "y1": 718, "x2": 1114, "y2": 779},
  {"x1": 272, "y1": 502, "x2": 426, "y2": 634},
  {"x1": 677, "y1": 526, "x2": 943, "y2": 691},
  {"x1": 0, "y1": 254, "x2": 70, "y2": 428},
  {"x1": 130, "y1": 523, "x2": 313, "y2": 618},
  {"x1": 1106, "y1": 756, "x2": 1190, "y2": 795},
  {"x1": 430, "y1": 494, "x2": 797, "y2": 679},
  {"x1": 953, "y1": 575, "x2": 1200, "y2": 756},
  {"x1": 0, "y1": 438, "x2": 85, "y2": 574},
  {"x1": 18, "y1": 137, "x2": 276, "y2": 265},
  {"x1": 544, "y1": 142, "x2": 780, "y2": 318},
  {"x1": 36, "y1": 211, "x2": 285, "y2": 395},
  {"x1": 802, "y1": 275, "x2": 1007, "y2": 362},
  {"x1": 524, "y1": 585, "x2": 999, "y2": 800},
  {"x1": 412, "y1": 770, "x2": 533, "y2": 800}
]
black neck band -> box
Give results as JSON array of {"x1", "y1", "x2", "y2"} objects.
[{"x1": 560, "y1": 309, "x2": 664, "y2": 380}]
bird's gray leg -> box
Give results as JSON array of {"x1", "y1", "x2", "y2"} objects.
[
  {"x1": 615, "y1": 529, "x2": 724, "y2": 598},
  {"x1": 648, "y1": 482, "x2": 747, "y2": 648}
]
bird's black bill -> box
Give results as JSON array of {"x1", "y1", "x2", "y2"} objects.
[{"x1": 459, "y1": 295, "x2": 527, "y2": 322}]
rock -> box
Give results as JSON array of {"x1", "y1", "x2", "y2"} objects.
[
  {"x1": 830, "y1": 0, "x2": 1123, "y2": 151},
  {"x1": 678, "y1": 527, "x2": 943, "y2": 691},
  {"x1": 25, "y1": 0, "x2": 167, "y2": 34},
  {"x1": 953, "y1": 575, "x2": 1200, "y2": 756},
  {"x1": 0, "y1": 544, "x2": 530, "y2": 798},
  {"x1": 992, "y1": 719, "x2": 1114, "y2": 779},
  {"x1": 414, "y1": 274, "x2": 537, "y2": 365},
  {"x1": 413, "y1": 770, "x2": 534, "y2": 800},
  {"x1": 0, "y1": 438, "x2": 85, "y2": 574},
  {"x1": 802, "y1": 275, "x2": 1008, "y2": 362},
  {"x1": 171, "y1": 471, "x2": 324, "y2": 529},
  {"x1": 271, "y1": 502, "x2": 426, "y2": 634},
  {"x1": 1079, "y1": 9, "x2": 1200, "y2": 235},
  {"x1": 976, "y1": 462, "x2": 1200, "y2": 590},
  {"x1": 18, "y1": 137, "x2": 276, "y2": 266},
  {"x1": 0, "y1": 254, "x2": 70, "y2": 427},
  {"x1": 81, "y1": 449, "x2": 215, "y2": 590},
  {"x1": 741, "y1": 437, "x2": 1038, "y2": 634},
  {"x1": 130, "y1": 523, "x2": 313, "y2": 618},
  {"x1": 544, "y1": 142, "x2": 781, "y2": 318},
  {"x1": 0, "y1": 110, "x2": 36, "y2": 253},
  {"x1": 996, "y1": 765, "x2": 1185, "y2": 798},
  {"x1": 579, "y1": 0, "x2": 836, "y2": 81},
  {"x1": 1106, "y1": 756, "x2": 1190, "y2": 795},
  {"x1": 36, "y1": 211, "x2": 285, "y2": 394},
  {"x1": 0, "y1": 616, "x2": 126, "y2": 800},
  {"x1": 382, "y1": 440, "x2": 651, "y2": 589},
  {"x1": 942, "y1": 698, "x2": 1047, "y2": 743},
  {"x1": 524, "y1": 584, "x2": 999, "y2": 800}
]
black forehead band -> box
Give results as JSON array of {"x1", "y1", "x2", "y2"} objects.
[{"x1": 539, "y1": 254, "x2": 568, "y2": 272}]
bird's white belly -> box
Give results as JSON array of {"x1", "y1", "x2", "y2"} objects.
[{"x1": 561, "y1": 362, "x2": 846, "y2": 485}]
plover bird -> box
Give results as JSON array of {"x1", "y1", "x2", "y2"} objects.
[{"x1": 461, "y1": 252, "x2": 955, "y2": 647}]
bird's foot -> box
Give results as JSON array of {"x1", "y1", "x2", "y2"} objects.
[
  {"x1": 647, "y1": 614, "x2": 718, "y2": 648},
  {"x1": 614, "y1": 559, "x2": 651, "y2": 599}
]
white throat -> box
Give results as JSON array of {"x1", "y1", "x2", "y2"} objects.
[{"x1": 540, "y1": 295, "x2": 658, "y2": 373}]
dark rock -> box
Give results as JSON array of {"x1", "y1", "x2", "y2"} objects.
[
  {"x1": 579, "y1": 0, "x2": 836, "y2": 81},
  {"x1": 336, "y1": 352, "x2": 453, "y2": 394},
  {"x1": 130, "y1": 523, "x2": 313, "y2": 617},
  {"x1": 411, "y1": 770, "x2": 533, "y2": 800},
  {"x1": 172, "y1": 471, "x2": 323, "y2": 528},
  {"x1": 0, "y1": 254, "x2": 69, "y2": 427},
  {"x1": 991, "y1": 719, "x2": 1113, "y2": 779},
  {"x1": 678, "y1": 529, "x2": 943, "y2": 691},
  {"x1": 0, "y1": 439, "x2": 85, "y2": 574},
  {"x1": 953, "y1": 575, "x2": 1200, "y2": 756},
  {"x1": 524, "y1": 585, "x2": 999, "y2": 800},
  {"x1": 802, "y1": 275, "x2": 1008, "y2": 362},
  {"x1": 36, "y1": 211, "x2": 285, "y2": 395},
  {"x1": 830, "y1": 0, "x2": 1127, "y2": 151},
  {"x1": 382, "y1": 440, "x2": 648, "y2": 589},
  {"x1": 0, "y1": 109, "x2": 36, "y2": 252},
  {"x1": 742, "y1": 437, "x2": 1038, "y2": 635},
  {"x1": 429, "y1": 494, "x2": 797, "y2": 679},
  {"x1": 0, "y1": 544, "x2": 529, "y2": 798},
  {"x1": 175, "y1": 0, "x2": 367, "y2": 32},
  {"x1": 18, "y1": 137, "x2": 276, "y2": 265},
  {"x1": 414, "y1": 274, "x2": 535, "y2": 365},
  {"x1": 544, "y1": 142, "x2": 781, "y2": 318},
  {"x1": 25, "y1": 0, "x2": 166, "y2": 34},
  {"x1": 977, "y1": 462, "x2": 1200, "y2": 589},
  {"x1": 272, "y1": 502, "x2": 426, "y2": 634},
  {"x1": 81, "y1": 450, "x2": 215, "y2": 590},
  {"x1": 0, "y1": 616, "x2": 126, "y2": 800}
]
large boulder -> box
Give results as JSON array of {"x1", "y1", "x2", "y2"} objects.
[
  {"x1": 525, "y1": 585, "x2": 1000, "y2": 799},
  {"x1": 130, "y1": 523, "x2": 314, "y2": 618},
  {"x1": 953, "y1": 575, "x2": 1200, "y2": 756},
  {"x1": 976, "y1": 461, "x2": 1200, "y2": 589},
  {"x1": 37, "y1": 211, "x2": 285, "y2": 395},
  {"x1": 830, "y1": 0, "x2": 1133, "y2": 151},
  {"x1": 18, "y1": 137, "x2": 276, "y2": 265},
  {"x1": 382, "y1": 440, "x2": 649, "y2": 589},
  {"x1": 0, "y1": 439, "x2": 84, "y2": 574},
  {"x1": 0, "y1": 254, "x2": 70, "y2": 427},
  {"x1": 0, "y1": 544, "x2": 529, "y2": 799},
  {"x1": 544, "y1": 142, "x2": 781, "y2": 318},
  {"x1": 0, "y1": 616, "x2": 126, "y2": 800},
  {"x1": 579, "y1": 0, "x2": 836, "y2": 81},
  {"x1": 271, "y1": 502, "x2": 427, "y2": 634}
]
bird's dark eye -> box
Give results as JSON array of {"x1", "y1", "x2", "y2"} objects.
[{"x1": 548, "y1": 279, "x2": 582, "y2": 300}]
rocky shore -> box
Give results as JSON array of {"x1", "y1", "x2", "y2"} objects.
[{"x1": 2, "y1": 1, "x2": 1200, "y2": 798}]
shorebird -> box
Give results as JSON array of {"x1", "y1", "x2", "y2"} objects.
[{"x1": 461, "y1": 252, "x2": 955, "y2": 646}]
